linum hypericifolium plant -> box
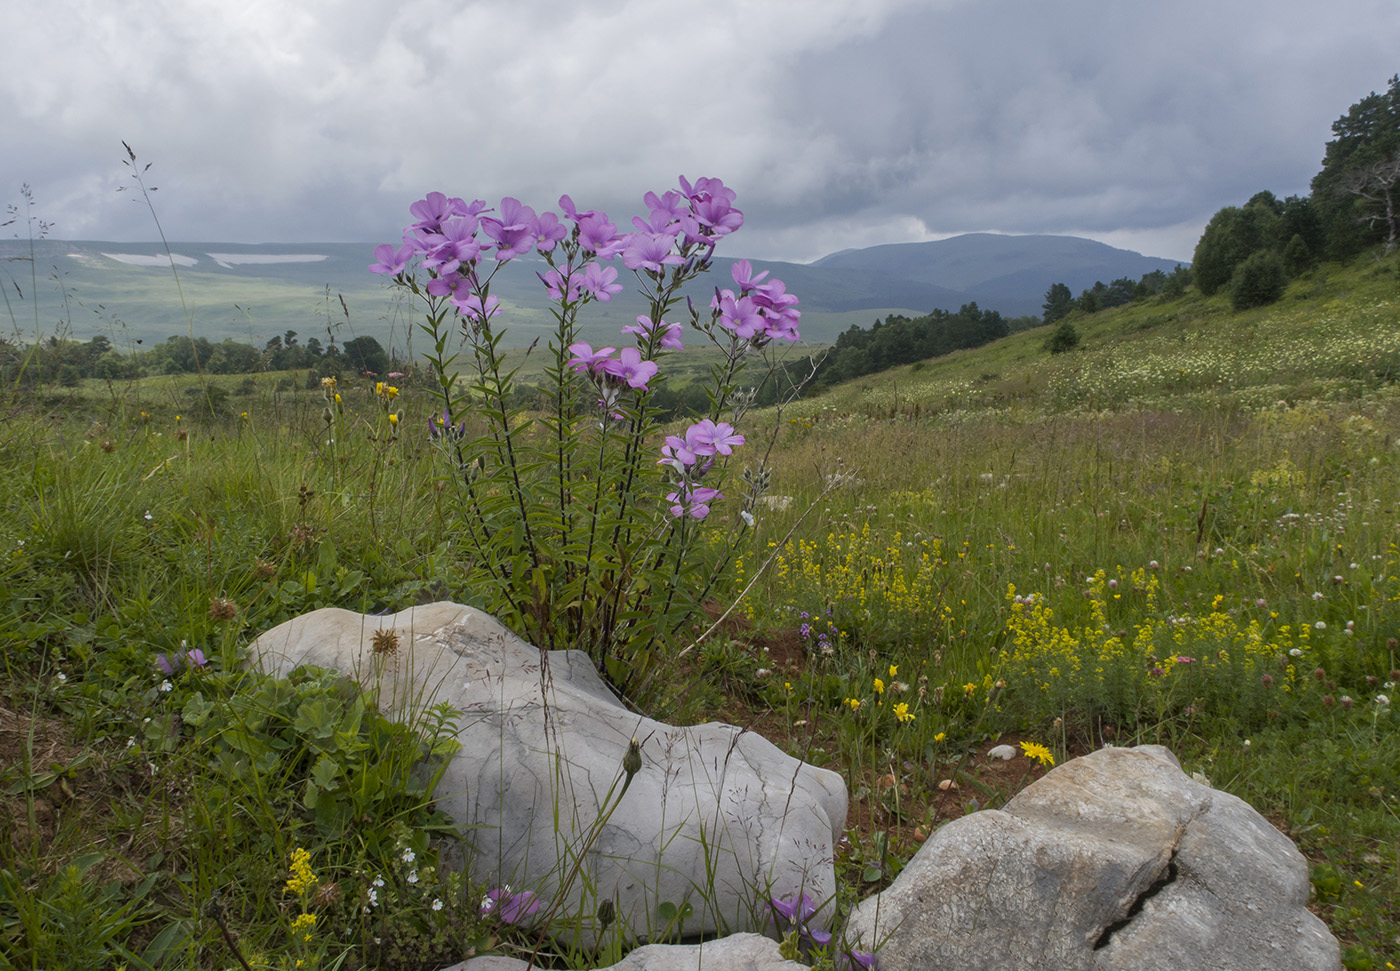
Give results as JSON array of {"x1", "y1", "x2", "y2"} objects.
[{"x1": 372, "y1": 178, "x2": 807, "y2": 693}]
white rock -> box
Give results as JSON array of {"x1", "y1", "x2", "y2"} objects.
[
  {"x1": 844, "y1": 745, "x2": 1339, "y2": 971},
  {"x1": 250, "y1": 603, "x2": 846, "y2": 945},
  {"x1": 986, "y1": 743, "x2": 1017, "y2": 760}
]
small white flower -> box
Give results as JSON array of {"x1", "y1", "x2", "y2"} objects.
[
  {"x1": 1315, "y1": 621, "x2": 1327, "y2": 630},
  {"x1": 143, "y1": 510, "x2": 153, "y2": 521},
  {"x1": 126, "y1": 736, "x2": 136, "y2": 749},
  {"x1": 159, "y1": 679, "x2": 173, "y2": 692},
  {"x1": 741, "y1": 510, "x2": 755, "y2": 527},
  {"x1": 1376, "y1": 695, "x2": 1390, "y2": 706},
  {"x1": 1289, "y1": 648, "x2": 1303, "y2": 657},
  {"x1": 432, "y1": 898, "x2": 444, "y2": 911},
  {"x1": 1243, "y1": 739, "x2": 1251, "y2": 749},
  {"x1": 1313, "y1": 591, "x2": 1324, "y2": 601},
  {"x1": 367, "y1": 887, "x2": 378, "y2": 907},
  {"x1": 55, "y1": 672, "x2": 67, "y2": 683},
  {"x1": 407, "y1": 870, "x2": 418, "y2": 884},
  {"x1": 372, "y1": 874, "x2": 385, "y2": 888},
  {"x1": 401, "y1": 848, "x2": 415, "y2": 864}
]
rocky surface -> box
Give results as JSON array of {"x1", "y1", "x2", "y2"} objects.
[
  {"x1": 250, "y1": 603, "x2": 846, "y2": 945},
  {"x1": 843, "y1": 744, "x2": 1340, "y2": 971},
  {"x1": 437, "y1": 933, "x2": 807, "y2": 971}
]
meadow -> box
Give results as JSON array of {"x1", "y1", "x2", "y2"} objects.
[{"x1": 2, "y1": 253, "x2": 1399, "y2": 969}]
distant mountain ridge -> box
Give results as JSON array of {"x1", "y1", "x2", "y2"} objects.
[{"x1": 0, "y1": 234, "x2": 1184, "y2": 348}]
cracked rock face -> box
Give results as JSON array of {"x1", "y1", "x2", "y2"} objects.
[
  {"x1": 250, "y1": 603, "x2": 846, "y2": 944},
  {"x1": 843, "y1": 745, "x2": 1339, "y2": 971}
]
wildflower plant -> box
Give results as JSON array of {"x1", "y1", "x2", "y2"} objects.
[{"x1": 373, "y1": 178, "x2": 805, "y2": 691}]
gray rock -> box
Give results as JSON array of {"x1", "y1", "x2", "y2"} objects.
[
  {"x1": 250, "y1": 603, "x2": 846, "y2": 945},
  {"x1": 437, "y1": 933, "x2": 804, "y2": 971},
  {"x1": 843, "y1": 745, "x2": 1339, "y2": 971}
]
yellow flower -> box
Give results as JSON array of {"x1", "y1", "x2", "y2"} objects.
[
  {"x1": 934, "y1": 732, "x2": 946, "y2": 742},
  {"x1": 320, "y1": 376, "x2": 337, "y2": 391},
  {"x1": 963, "y1": 682, "x2": 977, "y2": 697},
  {"x1": 888, "y1": 664, "x2": 898, "y2": 677},
  {"x1": 844, "y1": 698, "x2": 861, "y2": 711},
  {"x1": 389, "y1": 412, "x2": 399, "y2": 426},
  {"x1": 873, "y1": 678, "x2": 885, "y2": 695},
  {"x1": 893, "y1": 702, "x2": 914, "y2": 723},
  {"x1": 174, "y1": 415, "x2": 182, "y2": 422},
  {"x1": 291, "y1": 912, "x2": 316, "y2": 942},
  {"x1": 1020, "y1": 741, "x2": 1055, "y2": 767},
  {"x1": 285, "y1": 847, "x2": 318, "y2": 897}
]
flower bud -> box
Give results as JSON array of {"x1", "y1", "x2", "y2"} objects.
[{"x1": 622, "y1": 737, "x2": 642, "y2": 779}]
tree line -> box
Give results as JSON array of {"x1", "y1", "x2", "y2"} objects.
[{"x1": 0, "y1": 330, "x2": 395, "y2": 389}]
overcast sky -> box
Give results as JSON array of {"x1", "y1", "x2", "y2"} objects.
[{"x1": 3, "y1": 0, "x2": 1397, "y2": 264}]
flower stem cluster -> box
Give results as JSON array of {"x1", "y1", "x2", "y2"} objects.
[{"x1": 372, "y1": 176, "x2": 804, "y2": 690}]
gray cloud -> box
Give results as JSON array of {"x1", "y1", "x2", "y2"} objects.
[{"x1": 3, "y1": 0, "x2": 1397, "y2": 264}]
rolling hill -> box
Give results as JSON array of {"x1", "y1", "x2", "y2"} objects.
[{"x1": 0, "y1": 235, "x2": 1184, "y2": 351}]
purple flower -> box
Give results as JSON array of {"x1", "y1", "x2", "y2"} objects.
[
  {"x1": 185, "y1": 648, "x2": 207, "y2": 668},
  {"x1": 429, "y1": 409, "x2": 468, "y2": 442},
  {"x1": 602, "y1": 347, "x2": 658, "y2": 390},
  {"x1": 731, "y1": 259, "x2": 769, "y2": 292},
  {"x1": 155, "y1": 654, "x2": 176, "y2": 676},
  {"x1": 621, "y1": 233, "x2": 685, "y2": 273},
  {"x1": 539, "y1": 268, "x2": 582, "y2": 303},
  {"x1": 667, "y1": 486, "x2": 723, "y2": 519},
  {"x1": 369, "y1": 242, "x2": 415, "y2": 276},
  {"x1": 843, "y1": 950, "x2": 878, "y2": 971},
  {"x1": 581, "y1": 263, "x2": 623, "y2": 301},
  {"x1": 481, "y1": 197, "x2": 539, "y2": 261},
  {"x1": 452, "y1": 292, "x2": 501, "y2": 323},
  {"x1": 714, "y1": 290, "x2": 766, "y2": 340},
  {"x1": 576, "y1": 213, "x2": 624, "y2": 256},
  {"x1": 566, "y1": 342, "x2": 616, "y2": 375},
  {"x1": 407, "y1": 191, "x2": 481, "y2": 234},
  {"x1": 622, "y1": 315, "x2": 684, "y2": 351},
  {"x1": 421, "y1": 215, "x2": 483, "y2": 275},
  {"x1": 768, "y1": 893, "x2": 831, "y2": 947},
  {"x1": 533, "y1": 211, "x2": 567, "y2": 253},
  {"x1": 687, "y1": 418, "x2": 745, "y2": 455},
  {"x1": 480, "y1": 888, "x2": 540, "y2": 924}
]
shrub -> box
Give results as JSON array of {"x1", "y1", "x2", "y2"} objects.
[
  {"x1": 1229, "y1": 249, "x2": 1288, "y2": 310},
  {"x1": 1045, "y1": 319, "x2": 1080, "y2": 354}
]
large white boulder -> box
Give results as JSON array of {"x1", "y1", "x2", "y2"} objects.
[
  {"x1": 250, "y1": 603, "x2": 846, "y2": 945},
  {"x1": 843, "y1": 745, "x2": 1339, "y2": 971}
]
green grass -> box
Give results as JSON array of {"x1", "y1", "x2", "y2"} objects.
[{"x1": 2, "y1": 253, "x2": 1399, "y2": 968}]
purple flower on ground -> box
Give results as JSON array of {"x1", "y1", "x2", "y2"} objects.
[
  {"x1": 602, "y1": 347, "x2": 658, "y2": 390},
  {"x1": 480, "y1": 888, "x2": 540, "y2": 924},
  {"x1": 843, "y1": 950, "x2": 878, "y2": 971},
  {"x1": 768, "y1": 893, "x2": 831, "y2": 947},
  {"x1": 369, "y1": 242, "x2": 415, "y2": 276}
]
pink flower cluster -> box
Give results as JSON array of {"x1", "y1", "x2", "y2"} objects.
[
  {"x1": 370, "y1": 177, "x2": 764, "y2": 327},
  {"x1": 713, "y1": 260, "x2": 801, "y2": 344},
  {"x1": 660, "y1": 419, "x2": 745, "y2": 519}
]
